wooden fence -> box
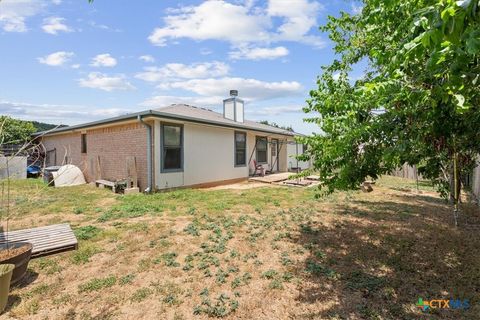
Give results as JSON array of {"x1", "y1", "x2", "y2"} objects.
[
  {"x1": 390, "y1": 163, "x2": 422, "y2": 180},
  {"x1": 472, "y1": 165, "x2": 480, "y2": 199}
]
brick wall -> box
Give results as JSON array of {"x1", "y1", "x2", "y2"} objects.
[{"x1": 41, "y1": 121, "x2": 150, "y2": 190}]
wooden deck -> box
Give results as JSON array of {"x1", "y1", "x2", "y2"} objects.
[
  {"x1": 249, "y1": 172, "x2": 294, "y2": 184},
  {"x1": 0, "y1": 224, "x2": 78, "y2": 259}
]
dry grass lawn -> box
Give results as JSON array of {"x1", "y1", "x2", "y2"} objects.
[{"x1": 0, "y1": 176, "x2": 479, "y2": 319}]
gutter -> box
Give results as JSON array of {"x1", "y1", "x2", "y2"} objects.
[
  {"x1": 138, "y1": 115, "x2": 153, "y2": 193},
  {"x1": 33, "y1": 110, "x2": 296, "y2": 137}
]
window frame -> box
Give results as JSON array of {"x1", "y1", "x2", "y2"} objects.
[
  {"x1": 81, "y1": 133, "x2": 87, "y2": 154},
  {"x1": 46, "y1": 148, "x2": 57, "y2": 166},
  {"x1": 161, "y1": 123, "x2": 184, "y2": 173},
  {"x1": 256, "y1": 136, "x2": 268, "y2": 164},
  {"x1": 271, "y1": 139, "x2": 278, "y2": 157},
  {"x1": 234, "y1": 131, "x2": 247, "y2": 167}
]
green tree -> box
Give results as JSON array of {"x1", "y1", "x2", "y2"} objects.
[
  {"x1": 0, "y1": 116, "x2": 36, "y2": 146},
  {"x1": 30, "y1": 121, "x2": 66, "y2": 132},
  {"x1": 302, "y1": 0, "x2": 480, "y2": 200}
]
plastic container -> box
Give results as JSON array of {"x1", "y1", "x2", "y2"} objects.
[{"x1": 0, "y1": 264, "x2": 14, "y2": 313}]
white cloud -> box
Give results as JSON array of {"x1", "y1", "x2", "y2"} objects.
[
  {"x1": 78, "y1": 72, "x2": 135, "y2": 92},
  {"x1": 0, "y1": 100, "x2": 129, "y2": 125},
  {"x1": 267, "y1": 0, "x2": 323, "y2": 45},
  {"x1": 87, "y1": 20, "x2": 122, "y2": 32},
  {"x1": 51, "y1": 0, "x2": 62, "y2": 4},
  {"x1": 229, "y1": 46, "x2": 289, "y2": 60},
  {"x1": 158, "y1": 77, "x2": 302, "y2": 101},
  {"x1": 148, "y1": 0, "x2": 324, "y2": 48},
  {"x1": 0, "y1": 0, "x2": 45, "y2": 32},
  {"x1": 42, "y1": 16, "x2": 72, "y2": 35},
  {"x1": 90, "y1": 54, "x2": 117, "y2": 67},
  {"x1": 136, "y1": 61, "x2": 229, "y2": 82},
  {"x1": 37, "y1": 51, "x2": 74, "y2": 66},
  {"x1": 139, "y1": 55, "x2": 155, "y2": 63},
  {"x1": 149, "y1": 1, "x2": 270, "y2": 46}
]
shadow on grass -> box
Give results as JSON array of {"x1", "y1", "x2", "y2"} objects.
[
  {"x1": 4, "y1": 294, "x2": 21, "y2": 313},
  {"x1": 13, "y1": 269, "x2": 39, "y2": 289},
  {"x1": 290, "y1": 192, "x2": 480, "y2": 319}
]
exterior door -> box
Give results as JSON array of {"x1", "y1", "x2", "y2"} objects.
[{"x1": 271, "y1": 139, "x2": 279, "y2": 172}]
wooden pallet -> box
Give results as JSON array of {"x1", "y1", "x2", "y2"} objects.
[
  {"x1": 0, "y1": 224, "x2": 78, "y2": 259},
  {"x1": 95, "y1": 179, "x2": 117, "y2": 192}
]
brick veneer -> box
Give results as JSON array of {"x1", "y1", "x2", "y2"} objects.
[{"x1": 41, "y1": 121, "x2": 150, "y2": 190}]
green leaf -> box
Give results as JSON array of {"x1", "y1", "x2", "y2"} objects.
[
  {"x1": 453, "y1": 94, "x2": 465, "y2": 107},
  {"x1": 466, "y1": 31, "x2": 480, "y2": 54},
  {"x1": 441, "y1": 7, "x2": 456, "y2": 22},
  {"x1": 421, "y1": 31, "x2": 431, "y2": 47},
  {"x1": 304, "y1": 0, "x2": 480, "y2": 199}
]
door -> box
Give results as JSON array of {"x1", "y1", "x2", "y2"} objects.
[{"x1": 271, "y1": 139, "x2": 279, "y2": 172}]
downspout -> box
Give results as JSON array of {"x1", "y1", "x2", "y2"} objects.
[
  {"x1": 296, "y1": 141, "x2": 299, "y2": 173},
  {"x1": 138, "y1": 115, "x2": 153, "y2": 193}
]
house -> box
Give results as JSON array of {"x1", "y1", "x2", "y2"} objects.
[{"x1": 37, "y1": 91, "x2": 310, "y2": 191}]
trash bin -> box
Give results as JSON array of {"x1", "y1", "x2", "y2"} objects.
[
  {"x1": 27, "y1": 165, "x2": 41, "y2": 178},
  {"x1": 43, "y1": 166, "x2": 61, "y2": 185}
]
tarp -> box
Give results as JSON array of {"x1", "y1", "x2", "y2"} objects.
[{"x1": 52, "y1": 164, "x2": 86, "y2": 187}]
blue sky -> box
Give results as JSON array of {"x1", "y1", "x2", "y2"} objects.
[{"x1": 0, "y1": 0, "x2": 363, "y2": 134}]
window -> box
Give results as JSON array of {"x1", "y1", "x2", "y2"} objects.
[
  {"x1": 271, "y1": 140, "x2": 277, "y2": 157},
  {"x1": 302, "y1": 144, "x2": 308, "y2": 154},
  {"x1": 81, "y1": 134, "x2": 87, "y2": 153},
  {"x1": 46, "y1": 149, "x2": 56, "y2": 166},
  {"x1": 256, "y1": 136, "x2": 267, "y2": 163},
  {"x1": 162, "y1": 124, "x2": 183, "y2": 171},
  {"x1": 234, "y1": 132, "x2": 246, "y2": 166}
]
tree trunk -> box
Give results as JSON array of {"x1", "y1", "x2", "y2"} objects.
[{"x1": 449, "y1": 163, "x2": 461, "y2": 204}]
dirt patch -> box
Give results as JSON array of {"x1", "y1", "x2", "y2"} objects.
[
  {"x1": 1, "y1": 176, "x2": 479, "y2": 319},
  {"x1": 206, "y1": 181, "x2": 276, "y2": 190}
]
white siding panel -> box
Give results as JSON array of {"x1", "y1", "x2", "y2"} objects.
[
  {"x1": 153, "y1": 119, "x2": 297, "y2": 189},
  {"x1": 287, "y1": 142, "x2": 311, "y2": 170},
  {"x1": 183, "y1": 124, "x2": 249, "y2": 186}
]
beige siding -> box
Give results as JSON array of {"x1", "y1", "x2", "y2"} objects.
[
  {"x1": 154, "y1": 122, "x2": 249, "y2": 189},
  {"x1": 154, "y1": 120, "x2": 293, "y2": 189},
  {"x1": 287, "y1": 142, "x2": 311, "y2": 170},
  {"x1": 246, "y1": 133, "x2": 293, "y2": 175}
]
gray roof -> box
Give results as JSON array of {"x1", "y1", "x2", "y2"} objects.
[
  {"x1": 36, "y1": 104, "x2": 297, "y2": 137},
  {"x1": 157, "y1": 104, "x2": 295, "y2": 135}
]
